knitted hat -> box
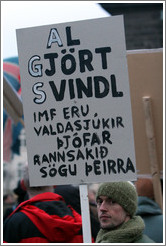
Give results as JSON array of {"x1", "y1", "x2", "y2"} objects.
[{"x1": 96, "y1": 181, "x2": 138, "y2": 217}]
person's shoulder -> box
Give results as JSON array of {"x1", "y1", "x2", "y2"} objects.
[
  {"x1": 135, "y1": 234, "x2": 155, "y2": 243},
  {"x1": 4, "y1": 210, "x2": 26, "y2": 225}
]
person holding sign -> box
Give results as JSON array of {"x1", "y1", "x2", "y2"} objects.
[
  {"x1": 3, "y1": 165, "x2": 83, "y2": 243},
  {"x1": 95, "y1": 181, "x2": 155, "y2": 243}
]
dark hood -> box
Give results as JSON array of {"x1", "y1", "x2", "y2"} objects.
[{"x1": 136, "y1": 196, "x2": 162, "y2": 216}]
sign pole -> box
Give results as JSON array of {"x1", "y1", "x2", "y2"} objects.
[{"x1": 79, "y1": 184, "x2": 92, "y2": 243}]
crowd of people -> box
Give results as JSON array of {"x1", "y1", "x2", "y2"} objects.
[{"x1": 3, "y1": 165, "x2": 163, "y2": 243}]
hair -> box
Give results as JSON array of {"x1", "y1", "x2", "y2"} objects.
[
  {"x1": 23, "y1": 165, "x2": 54, "y2": 197},
  {"x1": 135, "y1": 178, "x2": 154, "y2": 200}
]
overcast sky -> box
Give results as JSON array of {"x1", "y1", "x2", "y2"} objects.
[{"x1": 1, "y1": 1, "x2": 110, "y2": 59}]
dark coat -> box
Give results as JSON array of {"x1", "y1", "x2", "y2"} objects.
[
  {"x1": 3, "y1": 192, "x2": 83, "y2": 243},
  {"x1": 136, "y1": 196, "x2": 163, "y2": 243}
]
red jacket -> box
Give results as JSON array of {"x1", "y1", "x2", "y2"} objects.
[{"x1": 3, "y1": 192, "x2": 83, "y2": 243}]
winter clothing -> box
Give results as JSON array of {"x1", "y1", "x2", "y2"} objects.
[
  {"x1": 4, "y1": 180, "x2": 28, "y2": 221},
  {"x1": 54, "y1": 184, "x2": 100, "y2": 240},
  {"x1": 136, "y1": 196, "x2": 163, "y2": 243},
  {"x1": 54, "y1": 185, "x2": 81, "y2": 214},
  {"x1": 96, "y1": 215, "x2": 154, "y2": 243},
  {"x1": 3, "y1": 192, "x2": 83, "y2": 243},
  {"x1": 96, "y1": 181, "x2": 137, "y2": 217}
]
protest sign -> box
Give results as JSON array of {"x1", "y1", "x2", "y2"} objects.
[
  {"x1": 127, "y1": 49, "x2": 163, "y2": 176},
  {"x1": 16, "y1": 16, "x2": 136, "y2": 186}
]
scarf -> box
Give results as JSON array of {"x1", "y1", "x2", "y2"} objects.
[{"x1": 96, "y1": 216, "x2": 145, "y2": 243}]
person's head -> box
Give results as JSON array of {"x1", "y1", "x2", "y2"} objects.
[
  {"x1": 13, "y1": 179, "x2": 27, "y2": 203},
  {"x1": 96, "y1": 181, "x2": 137, "y2": 230},
  {"x1": 23, "y1": 164, "x2": 54, "y2": 198},
  {"x1": 135, "y1": 178, "x2": 154, "y2": 200}
]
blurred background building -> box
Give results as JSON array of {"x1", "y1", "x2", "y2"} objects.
[
  {"x1": 3, "y1": 129, "x2": 27, "y2": 194},
  {"x1": 99, "y1": 3, "x2": 163, "y2": 50}
]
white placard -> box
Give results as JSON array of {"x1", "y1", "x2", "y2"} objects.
[{"x1": 16, "y1": 16, "x2": 137, "y2": 186}]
